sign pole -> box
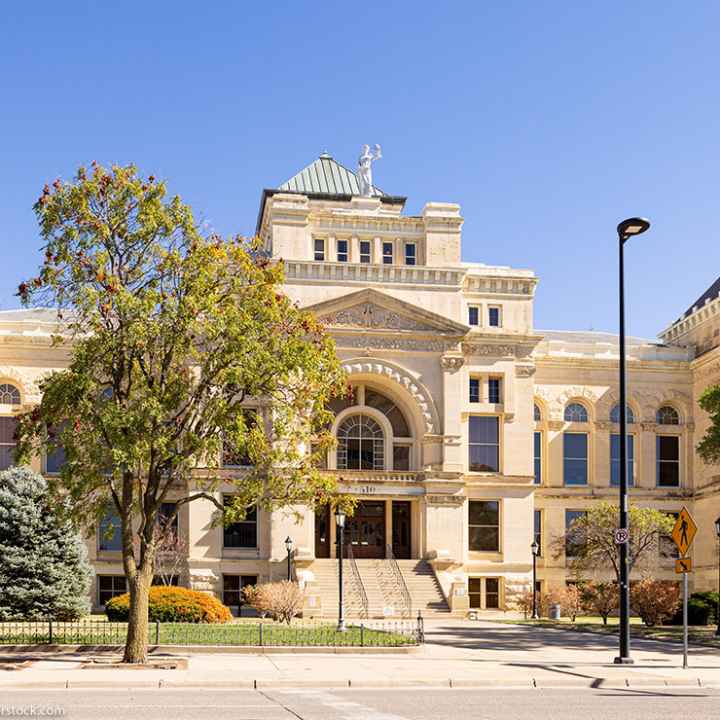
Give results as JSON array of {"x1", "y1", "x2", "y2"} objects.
[{"x1": 683, "y1": 569, "x2": 688, "y2": 669}]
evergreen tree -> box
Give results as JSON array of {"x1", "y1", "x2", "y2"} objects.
[{"x1": 0, "y1": 466, "x2": 91, "y2": 620}]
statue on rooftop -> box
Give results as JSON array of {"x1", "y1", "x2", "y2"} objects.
[{"x1": 357, "y1": 144, "x2": 382, "y2": 197}]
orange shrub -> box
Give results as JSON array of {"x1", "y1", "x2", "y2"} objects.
[{"x1": 105, "y1": 585, "x2": 232, "y2": 623}]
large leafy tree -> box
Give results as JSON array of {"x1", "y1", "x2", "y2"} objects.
[
  {"x1": 0, "y1": 466, "x2": 92, "y2": 621},
  {"x1": 552, "y1": 502, "x2": 675, "y2": 581},
  {"x1": 16, "y1": 163, "x2": 345, "y2": 663},
  {"x1": 697, "y1": 385, "x2": 720, "y2": 463}
]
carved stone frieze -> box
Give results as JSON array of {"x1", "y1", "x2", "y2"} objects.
[
  {"x1": 462, "y1": 343, "x2": 515, "y2": 357},
  {"x1": 547, "y1": 420, "x2": 564, "y2": 431},
  {"x1": 641, "y1": 422, "x2": 658, "y2": 432},
  {"x1": 515, "y1": 364, "x2": 536, "y2": 378},
  {"x1": 441, "y1": 355, "x2": 465, "y2": 372},
  {"x1": 335, "y1": 335, "x2": 451, "y2": 352},
  {"x1": 322, "y1": 302, "x2": 437, "y2": 332},
  {"x1": 426, "y1": 495, "x2": 465, "y2": 506}
]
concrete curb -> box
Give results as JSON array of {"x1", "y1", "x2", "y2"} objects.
[{"x1": 0, "y1": 644, "x2": 420, "y2": 655}]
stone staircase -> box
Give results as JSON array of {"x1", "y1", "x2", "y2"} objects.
[{"x1": 395, "y1": 559, "x2": 451, "y2": 616}]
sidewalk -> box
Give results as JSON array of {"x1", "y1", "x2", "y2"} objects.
[{"x1": 1, "y1": 620, "x2": 719, "y2": 690}]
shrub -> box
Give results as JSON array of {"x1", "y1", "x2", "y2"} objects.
[
  {"x1": 630, "y1": 577, "x2": 680, "y2": 626},
  {"x1": 244, "y1": 581, "x2": 303, "y2": 624},
  {"x1": 106, "y1": 586, "x2": 232, "y2": 623},
  {"x1": 669, "y1": 593, "x2": 717, "y2": 626},
  {"x1": 514, "y1": 589, "x2": 535, "y2": 619},
  {"x1": 692, "y1": 592, "x2": 719, "y2": 624},
  {"x1": 583, "y1": 582, "x2": 619, "y2": 625}
]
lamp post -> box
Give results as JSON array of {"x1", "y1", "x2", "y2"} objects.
[
  {"x1": 531, "y1": 540, "x2": 540, "y2": 620},
  {"x1": 335, "y1": 509, "x2": 346, "y2": 633},
  {"x1": 714, "y1": 517, "x2": 720, "y2": 636},
  {"x1": 285, "y1": 536, "x2": 293, "y2": 582},
  {"x1": 614, "y1": 217, "x2": 650, "y2": 665}
]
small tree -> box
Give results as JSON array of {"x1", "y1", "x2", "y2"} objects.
[
  {"x1": 245, "y1": 581, "x2": 303, "y2": 624},
  {"x1": 0, "y1": 466, "x2": 91, "y2": 620},
  {"x1": 630, "y1": 577, "x2": 680, "y2": 626},
  {"x1": 583, "y1": 581, "x2": 619, "y2": 624}
]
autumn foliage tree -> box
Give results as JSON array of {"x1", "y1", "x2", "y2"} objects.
[{"x1": 16, "y1": 163, "x2": 345, "y2": 663}]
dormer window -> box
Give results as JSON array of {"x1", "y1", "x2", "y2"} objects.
[{"x1": 337, "y1": 239, "x2": 348, "y2": 262}]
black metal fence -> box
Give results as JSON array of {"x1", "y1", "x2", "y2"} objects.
[{"x1": 0, "y1": 616, "x2": 423, "y2": 647}]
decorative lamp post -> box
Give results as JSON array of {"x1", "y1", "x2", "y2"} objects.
[
  {"x1": 531, "y1": 540, "x2": 540, "y2": 620},
  {"x1": 335, "y1": 509, "x2": 347, "y2": 633},
  {"x1": 285, "y1": 536, "x2": 293, "y2": 582},
  {"x1": 614, "y1": 217, "x2": 650, "y2": 665},
  {"x1": 714, "y1": 517, "x2": 720, "y2": 636}
]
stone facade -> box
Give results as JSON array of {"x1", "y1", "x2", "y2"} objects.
[{"x1": 1, "y1": 153, "x2": 719, "y2": 614}]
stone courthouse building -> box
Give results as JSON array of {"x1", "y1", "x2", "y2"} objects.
[{"x1": 1, "y1": 151, "x2": 719, "y2": 616}]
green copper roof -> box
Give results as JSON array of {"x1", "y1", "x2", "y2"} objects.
[{"x1": 279, "y1": 153, "x2": 386, "y2": 197}]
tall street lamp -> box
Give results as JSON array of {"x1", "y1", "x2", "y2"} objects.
[
  {"x1": 614, "y1": 217, "x2": 650, "y2": 665},
  {"x1": 714, "y1": 517, "x2": 720, "y2": 636},
  {"x1": 285, "y1": 536, "x2": 294, "y2": 582},
  {"x1": 335, "y1": 509, "x2": 347, "y2": 633},
  {"x1": 531, "y1": 540, "x2": 540, "y2": 620}
]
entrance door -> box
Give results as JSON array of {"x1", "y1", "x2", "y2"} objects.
[
  {"x1": 314, "y1": 505, "x2": 331, "y2": 558},
  {"x1": 392, "y1": 501, "x2": 412, "y2": 559},
  {"x1": 346, "y1": 501, "x2": 386, "y2": 559}
]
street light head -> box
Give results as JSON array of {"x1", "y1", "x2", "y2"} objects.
[
  {"x1": 285, "y1": 536, "x2": 293, "y2": 551},
  {"x1": 617, "y1": 217, "x2": 650, "y2": 241},
  {"x1": 531, "y1": 540, "x2": 539, "y2": 556},
  {"x1": 714, "y1": 516, "x2": 720, "y2": 538},
  {"x1": 335, "y1": 508, "x2": 346, "y2": 528}
]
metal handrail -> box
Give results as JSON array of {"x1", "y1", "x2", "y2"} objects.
[
  {"x1": 386, "y1": 544, "x2": 412, "y2": 618},
  {"x1": 346, "y1": 544, "x2": 369, "y2": 618}
]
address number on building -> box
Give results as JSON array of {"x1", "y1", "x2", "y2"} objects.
[{"x1": 614, "y1": 528, "x2": 629, "y2": 545}]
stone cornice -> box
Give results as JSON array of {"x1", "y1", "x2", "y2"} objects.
[{"x1": 534, "y1": 355, "x2": 692, "y2": 373}]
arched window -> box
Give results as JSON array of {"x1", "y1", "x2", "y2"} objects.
[
  {"x1": 337, "y1": 414, "x2": 384, "y2": 470},
  {"x1": 0, "y1": 383, "x2": 20, "y2": 405},
  {"x1": 610, "y1": 404, "x2": 635, "y2": 424},
  {"x1": 657, "y1": 406, "x2": 680, "y2": 425},
  {"x1": 533, "y1": 404, "x2": 542, "y2": 422},
  {"x1": 564, "y1": 403, "x2": 588, "y2": 423}
]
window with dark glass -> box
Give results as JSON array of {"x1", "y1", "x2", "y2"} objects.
[
  {"x1": 0, "y1": 383, "x2": 21, "y2": 405},
  {"x1": 660, "y1": 512, "x2": 680, "y2": 560},
  {"x1": 534, "y1": 431, "x2": 542, "y2": 485},
  {"x1": 565, "y1": 510, "x2": 586, "y2": 557},
  {"x1": 223, "y1": 498, "x2": 258, "y2": 548},
  {"x1": 469, "y1": 377, "x2": 480, "y2": 403},
  {"x1": 360, "y1": 240, "x2": 371, "y2": 263},
  {"x1": 45, "y1": 423, "x2": 67, "y2": 474},
  {"x1": 223, "y1": 574, "x2": 258, "y2": 608},
  {"x1": 158, "y1": 502, "x2": 179, "y2": 534},
  {"x1": 564, "y1": 403, "x2": 588, "y2": 423},
  {"x1": 657, "y1": 435, "x2": 680, "y2": 487},
  {"x1": 485, "y1": 577, "x2": 500, "y2": 608},
  {"x1": 404, "y1": 243, "x2": 416, "y2": 266},
  {"x1": 337, "y1": 239, "x2": 348, "y2": 262},
  {"x1": 468, "y1": 306, "x2": 479, "y2": 326},
  {"x1": 98, "y1": 511, "x2": 122, "y2": 551},
  {"x1": 336, "y1": 414, "x2": 384, "y2": 470},
  {"x1": 488, "y1": 306, "x2": 501, "y2": 327},
  {"x1": 657, "y1": 406, "x2": 680, "y2": 425},
  {"x1": 382, "y1": 242, "x2": 393, "y2": 264},
  {"x1": 488, "y1": 378, "x2": 502, "y2": 404},
  {"x1": 222, "y1": 409, "x2": 258, "y2": 467},
  {"x1": 468, "y1": 577, "x2": 482, "y2": 608},
  {"x1": 469, "y1": 500, "x2": 499, "y2": 551},
  {"x1": 0, "y1": 416, "x2": 18, "y2": 471},
  {"x1": 98, "y1": 575, "x2": 126, "y2": 606},
  {"x1": 469, "y1": 416, "x2": 499, "y2": 472},
  {"x1": 314, "y1": 238, "x2": 325, "y2": 261},
  {"x1": 563, "y1": 432, "x2": 588, "y2": 485},
  {"x1": 610, "y1": 434, "x2": 634, "y2": 486},
  {"x1": 534, "y1": 404, "x2": 542, "y2": 422},
  {"x1": 610, "y1": 404, "x2": 635, "y2": 424},
  {"x1": 534, "y1": 510, "x2": 542, "y2": 555},
  {"x1": 151, "y1": 575, "x2": 179, "y2": 586},
  {"x1": 392, "y1": 444, "x2": 410, "y2": 470}
]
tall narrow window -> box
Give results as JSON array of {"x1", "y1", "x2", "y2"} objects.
[
  {"x1": 534, "y1": 404, "x2": 542, "y2": 422},
  {"x1": 534, "y1": 431, "x2": 542, "y2": 485},
  {"x1": 314, "y1": 238, "x2": 325, "y2": 261},
  {"x1": 469, "y1": 500, "x2": 500, "y2": 551},
  {"x1": 98, "y1": 512, "x2": 122, "y2": 551},
  {"x1": 610, "y1": 434, "x2": 634, "y2": 486},
  {"x1": 0, "y1": 416, "x2": 18, "y2": 471},
  {"x1": 469, "y1": 378, "x2": 480, "y2": 403},
  {"x1": 488, "y1": 306, "x2": 501, "y2": 327},
  {"x1": 359, "y1": 240, "x2": 371, "y2": 263},
  {"x1": 223, "y1": 498, "x2": 258, "y2": 548},
  {"x1": 222, "y1": 409, "x2": 258, "y2": 467},
  {"x1": 382, "y1": 242, "x2": 393, "y2": 264},
  {"x1": 404, "y1": 243, "x2": 416, "y2": 266},
  {"x1": 337, "y1": 239, "x2": 348, "y2": 262},
  {"x1": 565, "y1": 510, "x2": 587, "y2": 557},
  {"x1": 468, "y1": 306, "x2": 480, "y2": 326},
  {"x1": 485, "y1": 578, "x2": 500, "y2": 608},
  {"x1": 563, "y1": 432, "x2": 588, "y2": 485},
  {"x1": 534, "y1": 510, "x2": 542, "y2": 555},
  {"x1": 488, "y1": 378, "x2": 502, "y2": 404},
  {"x1": 657, "y1": 435, "x2": 680, "y2": 487},
  {"x1": 469, "y1": 416, "x2": 500, "y2": 472},
  {"x1": 337, "y1": 414, "x2": 385, "y2": 470}
]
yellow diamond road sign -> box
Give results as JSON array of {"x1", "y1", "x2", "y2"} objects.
[
  {"x1": 675, "y1": 558, "x2": 693, "y2": 574},
  {"x1": 671, "y1": 507, "x2": 697, "y2": 556}
]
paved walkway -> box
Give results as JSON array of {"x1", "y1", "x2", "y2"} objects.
[{"x1": 1, "y1": 620, "x2": 719, "y2": 689}]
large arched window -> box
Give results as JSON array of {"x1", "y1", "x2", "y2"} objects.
[
  {"x1": 337, "y1": 414, "x2": 384, "y2": 470},
  {"x1": 610, "y1": 404, "x2": 635, "y2": 424},
  {"x1": 657, "y1": 406, "x2": 680, "y2": 425},
  {"x1": 0, "y1": 384, "x2": 20, "y2": 405},
  {"x1": 564, "y1": 402, "x2": 588, "y2": 423}
]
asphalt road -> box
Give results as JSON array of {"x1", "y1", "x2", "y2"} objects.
[{"x1": 2, "y1": 687, "x2": 720, "y2": 720}]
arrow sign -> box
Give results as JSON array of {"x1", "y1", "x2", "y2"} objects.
[
  {"x1": 675, "y1": 558, "x2": 692, "y2": 574},
  {"x1": 672, "y1": 507, "x2": 697, "y2": 556}
]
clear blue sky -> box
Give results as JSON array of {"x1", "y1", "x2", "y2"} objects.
[{"x1": 2, "y1": 1, "x2": 719, "y2": 338}]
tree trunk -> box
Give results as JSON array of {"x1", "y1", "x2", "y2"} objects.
[{"x1": 122, "y1": 564, "x2": 153, "y2": 664}]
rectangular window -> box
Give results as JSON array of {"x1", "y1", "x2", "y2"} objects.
[
  {"x1": 404, "y1": 243, "x2": 416, "y2": 266},
  {"x1": 223, "y1": 574, "x2": 258, "y2": 609},
  {"x1": 337, "y1": 239, "x2": 348, "y2": 262},
  {"x1": 313, "y1": 238, "x2": 325, "y2": 261},
  {"x1": 223, "y1": 409, "x2": 258, "y2": 467},
  {"x1": 223, "y1": 498, "x2": 258, "y2": 548},
  {"x1": 657, "y1": 436, "x2": 680, "y2": 487},
  {"x1": 152, "y1": 575, "x2": 179, "y2": 586},
  {"x1": 468, "y1": 577, "x2": 500, "y2": 609},
  {"x1": 359, "y1": 240, "x2": 371, "y2": 263},
  {"x1": 98, "y1": 512, "x2": 122, "y2": 551},
  {"x1": 469, "y1": 416, "x2": 500, "y2": 472},
  {"x1": 488, "y1": 306, "x2": 501, "y2": 327},
  {"x1": 0, "y1": 416, "x2": 17, "y2": 471},
  {"x1": 534, "y1": 510, "x2": 542, "y2": 556},
  {"x1": 393, "y1": 444, "x2": 410, "y2": 470},
  {"x1": 45, "y1": 424, "x2": 67, "y2": 474},
  {"x1": 610, "y1": 434, "x2": 635, "y2": 487},
  {"x1": 469, "y1": 500, "x2": 500, "y2": 552},
  {"x1": 563, "y1": 432, "x2": 588, "y2": 485},
  {"x1": 158, "y1": 501, "x2": 179, "y2": 534},
  {"x1": 469, "y1": 377, "x2": 480, "y2": 403},
  {"x1": 565, "y1": 510, "x2": 586, "y2": 557},
  {"x1": 468, "y1": 577, "x2": 481, "y2": 608},
  {"x1": 382, "y1": 242, "x2": 394, "y2": 264},
  {"x1": 468, "y1": 306, "x2": 480, "y2": 326},
  {"x1": 534, "y1": 431, "x2": 542, "y2": 485},
  {"x1": 488, "y1": 378, "x2": 502, "y2": 404},
  {"x1": 97, "y1": 575, "x2": 127, "y2": 606},
  {"x1": 485, "y1": 578, "x2": 500, "y2": 609}
]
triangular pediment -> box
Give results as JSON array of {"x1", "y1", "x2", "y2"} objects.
[{"x1": 305, "y1": 289, "x2": 469, "y2": 336}]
